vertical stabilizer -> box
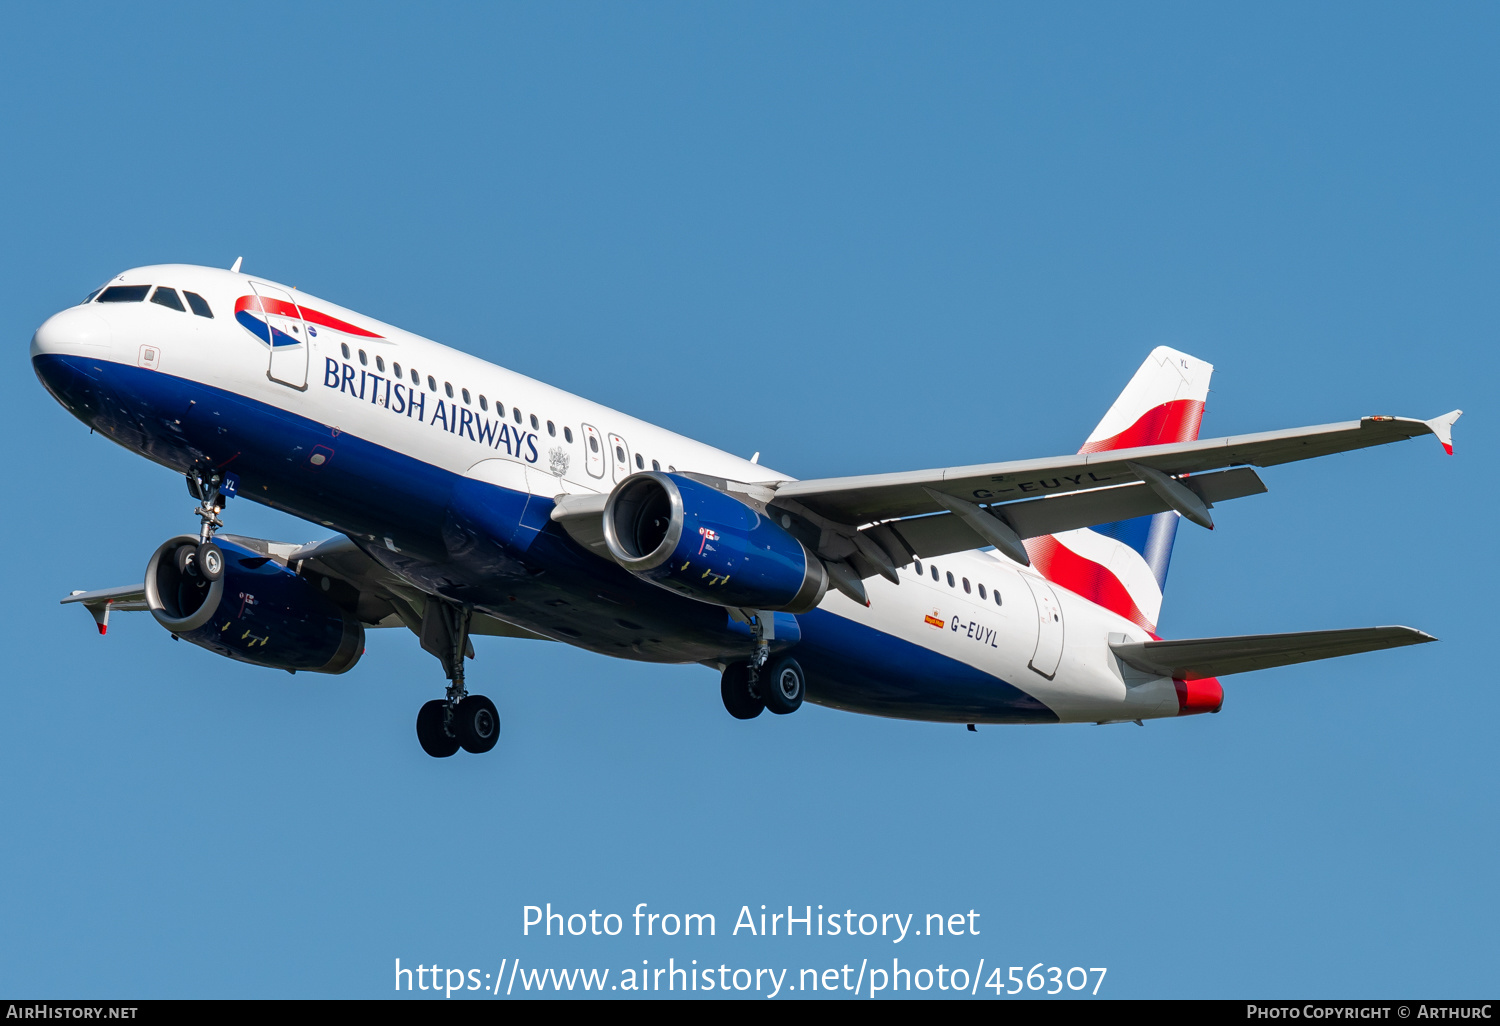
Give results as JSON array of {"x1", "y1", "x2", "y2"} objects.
[{"x1": 1023, "y1": 347, "x2": 1213, "y2": 634}]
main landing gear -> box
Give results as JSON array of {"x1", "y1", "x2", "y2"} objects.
[
  {"x1": 719, "y1": 613, "x2": 806, "y2": 719},
  {"x1": 414, "y1": 601, "x2": 501, "y2": 758}
]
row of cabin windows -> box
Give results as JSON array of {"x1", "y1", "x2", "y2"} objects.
[
  {"x1": 338, "y1": 343, "x2": 571, "y2": 437},
  {"x1": 912, "y1": 558, "x2": 1003, "y2": 606},
  {"x1": 336, "y1": 342, "x2": 682, "y2": 470},
  {"x1": 90, "y1": 284, "x2": 213, "y2": 318}
]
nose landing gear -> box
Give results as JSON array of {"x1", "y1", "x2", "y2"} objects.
[
  {"x1": 178, "y1": 467, "x2": 228, "y2": 583},
  {"x1": 414, "y1": 601, "x2": 501, "y2": 758}
]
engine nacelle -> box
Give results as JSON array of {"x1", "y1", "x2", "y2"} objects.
[
  {"x1": 144, "y1": 535, "x2": 364, "y2": 674},
  {"x1": 603, "y1": 473, "x2": 827, "y2": 613}
]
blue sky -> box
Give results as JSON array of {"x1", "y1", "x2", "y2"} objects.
[{"x1": 1, "y1": 2, "x2": 1494, "y2": 998}]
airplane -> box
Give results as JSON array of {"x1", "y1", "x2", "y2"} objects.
[{"x1": 31, "y1": 261, "x2": 1460, "y2": 757}]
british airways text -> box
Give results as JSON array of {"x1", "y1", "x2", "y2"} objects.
[{"x1": 323, "y1": 358, "x2": 539, "y2": 462}]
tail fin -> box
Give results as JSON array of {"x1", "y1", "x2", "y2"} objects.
[{"x1": 1023, "y1": 347, "x2": 1213, "y2": 634}]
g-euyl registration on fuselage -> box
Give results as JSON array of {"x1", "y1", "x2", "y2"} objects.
[{"x1": 33, "y1": 263, "x2": 1459, "y2": 757}]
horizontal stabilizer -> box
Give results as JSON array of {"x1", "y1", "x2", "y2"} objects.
[{"x1": 1110, "y1": 626, "x2": 1436, "y2": 680}]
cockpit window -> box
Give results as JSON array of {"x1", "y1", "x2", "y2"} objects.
[
  {"x1": 81, "y1": 289, "x2": 102, "y2": 305},
  {"x1": 183, "y1": 291, "x2": 213, "y2": 318},
  {"x1": 150, "y1": 287, "x2": 186, "y2": 312},
  {"x1": 97, "y1": 285, "x2": 151, "y2": 303}
]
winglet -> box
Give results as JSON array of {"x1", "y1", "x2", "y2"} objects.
[{"x1": 1426, "y1": 410, "x2": 1462, "y2": 455}]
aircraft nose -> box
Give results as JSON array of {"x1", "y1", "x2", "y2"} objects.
[{"x1": 30, "y1": 305, "x2": 112, "y2": 358}]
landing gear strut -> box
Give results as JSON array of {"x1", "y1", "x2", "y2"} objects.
[{"x1": 415, "y1": 601, "x2": 500, "y2": 758}]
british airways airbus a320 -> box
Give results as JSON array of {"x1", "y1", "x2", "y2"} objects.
[{"x1": 32, "y1": 262, "x2": 1459, "y2": 757}]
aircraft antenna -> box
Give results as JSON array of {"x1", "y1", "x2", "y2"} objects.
[{"x1": 230, "y1": 256, "x2": 243, "y2": 274}]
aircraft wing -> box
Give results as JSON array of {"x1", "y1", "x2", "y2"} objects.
[
  {"x1": 60, "y1": 533, "x2": 550, "y2": 642},
  {"x1": 1109, "y1": 626, "x2": 1436, "y2": 681},
  {"x1": 62, "y1": 584, "x2": 150, "y2": 634},
  {"x1": 771, "y1": 411, "x2": 1461, "y2": 526}
]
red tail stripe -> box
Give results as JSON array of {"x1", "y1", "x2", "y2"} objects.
[
  {"x1": 1079, "y1": 399, "x2": 1205, "y2": 454},
  {"x1": 1023, "y1": 536, "x2": 1156, "y2": 633},
  {"x1": 235, "y1": 295, "x2": 384, "y2": 339}
]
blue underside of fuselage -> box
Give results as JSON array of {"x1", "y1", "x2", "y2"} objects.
[{"x1": 32, "y1": 352, "x2": 1057, "y2": 724}]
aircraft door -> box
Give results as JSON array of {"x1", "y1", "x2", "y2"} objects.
[
  {"x1": 608, "y1": 432, "x2": 633, "y2": 483},
  {"x1": 1022, "y1": 574, "x2": 1065, "y2": 679},
  {"x1": 581, "y1": 424, "x2": 605, "y2": 478},
  {"x1": 251, "y1": 281, "x2": 310, "y2": 390}
]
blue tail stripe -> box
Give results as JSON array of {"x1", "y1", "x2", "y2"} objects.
[{"x1": 1091, "y1": 511, "x2": 1179, "y2": 591}]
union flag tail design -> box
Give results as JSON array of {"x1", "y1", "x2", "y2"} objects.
[{"x1": 1023, "y1": 346, "x2": 1213, "y2": 634}]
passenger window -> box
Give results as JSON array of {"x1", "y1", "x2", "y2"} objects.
[
  {"x1": 393, "y1": 363, "x2": 402, "y2": 379},
  {"x1": 341, "y1": 343, "x2": 351, "y2": 359},
  {"x1": 668, "y1": 465, "x2": 677, "y2": 472},
  {"x1": 411, "y1": 369, "x2": 419, "y2": 385},
  {"x1": 359, "y1": 350, "x2": 368, "y2": 366},
  {"x1": 615, "y1": 445, "x2": 626, "y2": 462},
  {"x1": 635, "y1": 453, "x2": 644, "y2": 469},
  {"x1": 588, "y1": 435, "x2": 598, "y2": 453},
  {"x1": 98, "y1": 285, "x2": 151, "y2": 303},
  {"x1": 376, "y1": 356, "x2": 385, "y2": 372},
  {"x1": 514, "y1": 408, "x2": 522, "y2": 425},
  {"x1": 914, "y1": 559, "x2": 923, "y2": 576},
  {"x1": 496, "y1": 402, "x2": 505, "y2": 417},
  {"x1": 428, "y1": 376, "x2": 437, "y2": 392},
  {"x1": 479, "y1": 396, "x2": 488, "y2": 411},
  {"x1": 150, "y1": 287, "x2": 186, "y2": 312},
  {"x1": 962, "y1": 577, "x2": 971, "y2": 594},
  {"x1": 994, "y1": 590, "x2": 1003, "y2": 606},
  {"x1": 462, "y1": 388, "x2": 471, "y2": 405},
  {"x1": 184, "y1": 291, "x2": 213, "y2": 318},
  {"x1": 564, "y1": 427, "x2": 574, "y2": 443},
  {"x1": 978, "y1": 583, "x2": 987, "y2": 600},
  {"x1": 547, "y1": 421, "x2": 556, "y2": 437},
  {"x1": 946, "y1": 572, "x2": 955, "y2": 587},
  {"x1": 445, "y1": 382, "x2": 453, "y2": 398},
  {"x1": 652, "y1": 460, "x2": 660, "y2": 471},
  {"x1": 931, "y1": 565, "x2": 939, "y2": 581}
]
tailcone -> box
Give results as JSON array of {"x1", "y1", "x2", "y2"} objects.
[{"x1": 1175, "y1": 676, "x2": 1224, "y2": 715}]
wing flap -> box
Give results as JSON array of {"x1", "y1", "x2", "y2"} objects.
[
  {"x1": 1109, "y1": 626, "x2": 1436, "y2": 680},
  {"x1": 874, "y1": 466, "x2": 1267, "y2": 562}
]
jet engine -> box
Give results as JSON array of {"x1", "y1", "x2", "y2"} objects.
[
  {"x1": 144, "y1": 535, "x2": 364, "y2": 674},
  {"x1": 602, "y1": 473, "x2": 827, "y2": 613}
]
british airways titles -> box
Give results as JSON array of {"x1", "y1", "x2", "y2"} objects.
[{"x1": 323, "y1": 357, "x2": 541, "y2": 464}]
